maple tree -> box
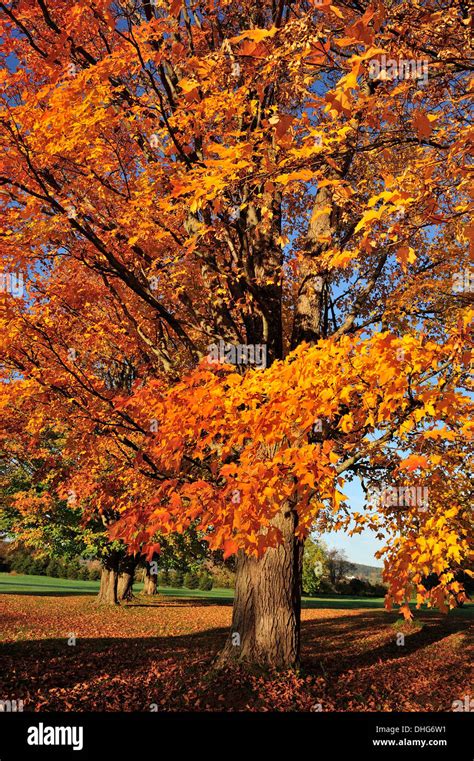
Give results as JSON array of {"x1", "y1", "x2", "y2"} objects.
[
  {"x1": 0, "y1": 432, "x2": 211, "y2": 601},
  {"x1": 0, "y1": 0, "x2": 472, "y2": 668},
  {"x1": 0, "y1": 458, "x2": 140, "y2": 602}
]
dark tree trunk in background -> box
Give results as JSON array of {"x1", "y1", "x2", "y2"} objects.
[
  {"x1": 291, "y1": 185, "x2": 333, "y2": 348},
  {"x1": 96, "y1": 552, "x2": 120, "y2": 605},
  {"x1": 117, "y1": 556, "x2": 137, "y2": 601},
  {"x1": 217, "y1": 504, "x2": 303, "y2": 669},
  {"x1": 143, "y1": 565, "x2": 158, "y2": 595}
]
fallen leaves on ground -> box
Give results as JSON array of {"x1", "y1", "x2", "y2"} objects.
[{"x1": 0, "y1": 595, "x2": 471, "y2": 712}]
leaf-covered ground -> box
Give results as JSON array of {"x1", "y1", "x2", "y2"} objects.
[{"x1": 0, "y1": 594, "x2": 471, "y2": 712}]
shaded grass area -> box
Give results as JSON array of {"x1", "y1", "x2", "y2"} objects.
[{"x1": 0, "y1": 594, "x2": 471, "y2": 712}]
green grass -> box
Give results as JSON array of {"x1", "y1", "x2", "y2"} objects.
[
  {"x1": 0, "y1": 573, "x2": 471, "y2": 614},
  {"x1": 0, "y1": 573, "x2": 101, "y2": 595},
  {"x1": 0, "y1": 572, "x2": 386, "y2": 607},
  {"x1": 0, "y1": 573, "x2": 380, "y2": 605},
  {"x1": 0, "y1": 573, "x2": 235, "y2": 600}
]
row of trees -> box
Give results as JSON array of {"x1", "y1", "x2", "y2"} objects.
[
  {"x1": 302, "y1": 538, "x2": 386, "y2": 597},
  {"x1": 5, "y1": 535, "x2": 379, "y2": 596},
  {"x1": 0, "y1": 0, "x2": 472, "y2": 668},
  {"x1": 156, "y1": 569, "x2": 214, "y2": 590},
  {"x1": 7, "y1": 551, "x2": 101, "y2": 581},
  {"x1": 4, "y1": 547, "x2": 216, "y2": 591}
]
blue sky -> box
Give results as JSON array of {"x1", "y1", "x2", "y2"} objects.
[{"x1": 321, "y1": 479, "x2": 384, "y2": 567}]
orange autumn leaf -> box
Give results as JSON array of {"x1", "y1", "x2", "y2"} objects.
[
  {"x1": 413, "y1": 110, "x2": 433, "y2": 139},
  {"x1": 399, "y1": 455, "x2": 430, "y2": 471},
  {"x1": 223, "y1": 539, "x2": 239, "y2": 559}
]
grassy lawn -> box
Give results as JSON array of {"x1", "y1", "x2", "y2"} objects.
[
  {"x1": 0, "y1": 572, "x2": 234, "y2": 600},
  {"x1": 1, "y1": 573, "x2": 471, "y2": 615},
  {"x1": 0, "y1": 572, "x2": 383, "y2": 607},
  {"x1": 0, "y1": 573, "x2": 102, "y2": 595}
]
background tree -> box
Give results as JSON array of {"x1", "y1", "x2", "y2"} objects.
[
  {"x1": 326, "y1": 548, "x2": 355, "y2": 588},
  {"x1": 0, "y1": 432, "x2": 145, "y2": 601},
  {"x1": 302, "y1": 536, "x2": 328, "y2": 596},
  {"x1": 141, "y1": 527, "x2": 210, "y2": 593}
]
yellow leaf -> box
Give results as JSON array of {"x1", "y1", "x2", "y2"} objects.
[
  {"x1": 396, "y1": 246, "x2": 417, "y2": 270},
  {"x1": 274, "y1": 169, "x2": 313, "y2": 186},
  {"x1": 179, "y1": 78, "x2": 199, "y2": 93},
  {"x1": 354, "y1": 207, "x2": 384, "y2": 233},
  {"x1": 231, "y1": 27, "x2": 278, "y2": 44}
]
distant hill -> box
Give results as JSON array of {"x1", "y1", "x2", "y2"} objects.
[{"x1": 349, "y1": 562, "x2": 383, "y2": 583}]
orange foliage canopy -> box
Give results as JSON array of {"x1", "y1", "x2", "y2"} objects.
[{"x1": 0, "y1": 0, "x2": 472, "y2": 612}]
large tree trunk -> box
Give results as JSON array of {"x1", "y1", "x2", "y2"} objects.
[
  {"x1": 143, "y1": 565, "x2": 158, "y2": 595},
  {"x1": 117, "y1": 556, "x2": 137, "y2": 601},
  {"x1": 215, "y1": 181, "x2": 328, "y2": 669},
  {"x1": 216, "y1": 504, "x2": 303, "y2": 669},
  {"x1": 96, "y1": 553, "x2": 120, "y2": 605}
]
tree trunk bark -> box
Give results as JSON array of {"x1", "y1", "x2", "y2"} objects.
[
  {"x1": 143, "y1": 565, "x2": 158, "y2": 595},
  {"x1": 215, "y1": 147, "x2": 331, "y2": 670},
  {"x1": 117, "y1": 556, "x2": 137, "y2": 601},
  {"x1": 216, "y1": 503, "x2": 303, "y2": 669},
  {"x1": 291, "y1": 185, "x2": 334, "y2": 348},
  {"x1": 96, "y1": 553, "x2": 120, "y2": 605}
]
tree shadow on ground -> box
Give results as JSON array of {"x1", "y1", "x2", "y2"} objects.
[
  {"x1": 128, "y1": 594, "x2": 382, "y2": 609},
  {"x1": 126, "y1": 597, "x2": 233, "y2": 608},
  {"x1": 1, "y1": 610, "x2": 470, "y2": 708},
  {"x1": 3, "y1": 613, "x2": 463, "y2": 663},
  {"x1": 0, "y1": 628, "x2": 229, "y2": 710},
  {"x1": 303, "y1": 596, "x2": 385, "y2": 609},
  {"x1": 301, "y1": 610, "x2": 471, "y2": 675}
]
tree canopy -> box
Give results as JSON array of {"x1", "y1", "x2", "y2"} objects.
[{"x1": 0, "y1": 0, "x2": 472, "y2": 627}]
